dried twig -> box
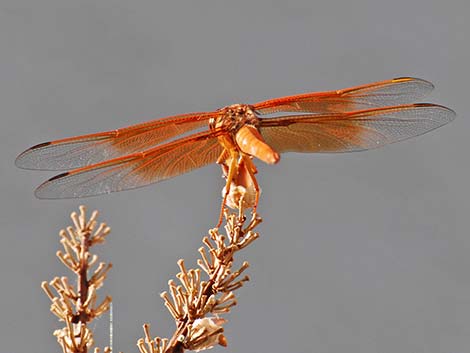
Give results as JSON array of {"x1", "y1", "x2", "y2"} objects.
[
  {"x1": 140, "y1": 184, "x2": 262, "y2": 353},
  {"x1": 42, "y1": 206, "x2": 113, "y2": 353}
]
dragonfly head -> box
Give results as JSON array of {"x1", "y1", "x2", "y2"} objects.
[{"x1": 211, "y1": 104, "x2": 259, "y2": 133}]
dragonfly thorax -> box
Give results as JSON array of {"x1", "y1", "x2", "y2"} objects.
[{"x1": 210, "y1": 104, "x2": 259, "y2": 133}]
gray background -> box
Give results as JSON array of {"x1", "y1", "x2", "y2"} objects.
[{"x1": 1, "y1": 0, "x2": 468, "y2": 352}]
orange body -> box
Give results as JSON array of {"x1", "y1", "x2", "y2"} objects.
[{"x1": 235, "y1": 125, "x2": 280, "y2": 165}]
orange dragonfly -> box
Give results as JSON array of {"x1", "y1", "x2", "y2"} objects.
[{"x1": 16, "y1": 77, "x2": 454, "y2": 219}]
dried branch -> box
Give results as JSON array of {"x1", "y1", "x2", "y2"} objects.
[
  {"x1": 140, "y1": 184, "x2": 262, "y2": 353},
  {"x1": 42, "y1": 206, "x2": 113, "y2": 353}
]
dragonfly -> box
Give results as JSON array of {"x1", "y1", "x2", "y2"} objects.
[{"x1": 16, "y1": 77, "x2": 454, "y2": 223}]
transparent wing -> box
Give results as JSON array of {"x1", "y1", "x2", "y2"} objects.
[
  {"x1": 259, "y1": 104, "x2": 455, "y2": 153},
  {"x1": 253, "y1": 77, "x2": 434, "y2": 114},
  {"x1": 34, "y1": 130, "x2": 224, "y2": 199},
  {"x1": 16, "y1": 111, "x2": 216, "y2": 170}
]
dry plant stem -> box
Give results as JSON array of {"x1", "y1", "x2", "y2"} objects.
[
  {"x1": 42, "y1": 206, "x2": 113, "y2": 353},
  {"x1": 140, "y1": 200, "x2": 262, "y2": 353}
]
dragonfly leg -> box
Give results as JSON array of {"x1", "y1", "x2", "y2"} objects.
[
  {"x1": 217, "y1": 153, "x2": 239, "y2": 227},
  {"x1": 241, "y1": 154, "x2": 260, "y2": 214}
]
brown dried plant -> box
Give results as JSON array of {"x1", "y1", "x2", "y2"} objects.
[
  {"x1": 43, "y1": 181, "x2": 261, "y2": 353},
  {"x1": 42, "y1": 206, "x2": 113, "y2": 353},
  {"x1": 138, "y1": 202, "x2": 262, "y2": 353}
]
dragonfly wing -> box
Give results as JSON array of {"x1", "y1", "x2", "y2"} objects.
[
  {"x1": 253, "y1": 77, "x2": 434, "y2": 114},
  {"x1": 34, "y1": 130, "x2": 224, "y2": 199},
  {"x1": 16, "y1": 112, "x2": 215, "y2": 171},
  {"x1": 259, "y1": 104, "x2": 455, "y2": 153}
]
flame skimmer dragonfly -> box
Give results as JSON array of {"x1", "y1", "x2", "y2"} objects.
[{"x1": 16, "y1": 77, "x2": 454, "y2": 218}]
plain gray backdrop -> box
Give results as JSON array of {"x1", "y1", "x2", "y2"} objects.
[{"x1": 1, "y1": 0, "x2": 468, "y2": 352}]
